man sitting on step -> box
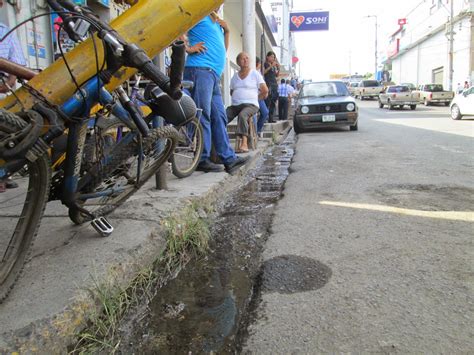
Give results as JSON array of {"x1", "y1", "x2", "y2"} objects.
[{"x1": 227, "y1": 52, "x2": 268, "y2": 153}]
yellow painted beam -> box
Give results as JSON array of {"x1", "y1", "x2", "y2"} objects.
[{"x1": 1, "y1": 0, "x2": 223, "y2": 112}]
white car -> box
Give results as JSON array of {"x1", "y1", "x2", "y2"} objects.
[{"x1": 450, "y1": 86, "x2": 474, "y2": 120}]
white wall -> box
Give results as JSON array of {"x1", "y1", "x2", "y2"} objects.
[{"x1": 391, "y1": 15, "x2": 471, "y2": 88}]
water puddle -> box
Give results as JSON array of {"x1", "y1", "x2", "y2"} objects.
[{"x1": 120, "y1": 139, "x2": 295, "y2": 353}]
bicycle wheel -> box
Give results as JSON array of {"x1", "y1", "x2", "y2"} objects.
[
  {"x1": 0, "y1": 109, "x2": 51, "y2": 302},
  {"x1": 69, "y1": 117, "x2": 178, "y2": 225},
  {"x1": 170, "y1": 117, "x2": 203, "y2": 178}
]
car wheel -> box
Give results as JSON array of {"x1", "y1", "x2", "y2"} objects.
[
  {"x1": 388, "y1": 101, "x2": 394, "y2": 110},
  {"x1": 293, "y1": 119, "x2": 304, "y2": 134},
  {"x1": 424, "y1": 99, "x2": 430, "y2": 106},
  {"x1": 378, "y1": 100, "x2": 384, "y2": 108},
  {"x1": 444, "y1": 102, "x2": 450, "y2": 107},
  {"x1": 349, "y1": 122, "x2": 358, "y2": 131},
  {"x1": 410, "y1": 105, "x2": 416, "y2": 110},
  {"x1": 450, "y1": 104, "x2": 462, "y2": 120},
  {"x1": 360, "y1": 96, "x2": 365, "y2": 101}
]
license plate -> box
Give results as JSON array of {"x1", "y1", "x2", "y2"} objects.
[{"x1": 322, "y1": 114, "x2": 336, "y2": 122}]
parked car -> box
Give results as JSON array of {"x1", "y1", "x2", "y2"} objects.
[
  {"x1": 400, "y1": 83, "x2": 416, "y2": 91},
  {"x1": 354, "y1": 80, "x2": 384, "y2": 100},
  {"x1": 450, "y1": 86, "x2": 474, "y2": 120},
  {"x1": 414, "y1": 84, "x2": 454, "y2": 106},
  {"x1": 348, "y1": 82, "x2": 359, "y2": 96},
  {"x1": 293, "y1": 81, "x2": 358, "y2": 133},
  {"x1": 378, "y1": 85, "x2": 420, "y2": 110}
]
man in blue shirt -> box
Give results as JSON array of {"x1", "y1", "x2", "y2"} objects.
[
  {"x1": 0, "y1": 0, "x2": 27, "y2": 94},
  {"x1": 184, "y1": 10, "x2": 248, "y2": 173}
]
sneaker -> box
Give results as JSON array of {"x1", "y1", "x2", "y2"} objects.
[
  {"x1": 224, "y1": 155, "x2": 250, "y2": 174},
  {"x1": 196, "y1": 160, "x2": 224, "y2": 173}
]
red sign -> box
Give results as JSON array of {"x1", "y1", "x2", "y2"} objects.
[
  {"x1": 292, "y1": 56, "x2": 299, "y2": 64},
  {"x1": 398, "y1": 18, "x2": 407, "y2": 26}
]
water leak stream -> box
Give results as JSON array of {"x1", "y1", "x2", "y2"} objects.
[{"x1": 120, "y1": 138, "x2": 294, "y2": 354}]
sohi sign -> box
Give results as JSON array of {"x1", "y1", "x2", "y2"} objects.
[{"x1": 290, "y1": 11, "x2": 329, "y2": 32}]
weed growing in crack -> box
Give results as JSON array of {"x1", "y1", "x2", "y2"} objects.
[{"x1": 70, "y1": 203, "x2": 211, "y2": 354}]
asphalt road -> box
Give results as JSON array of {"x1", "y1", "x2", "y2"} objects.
[{"x1": 243, "y1": 100, "x2": 474, "y2": 353}]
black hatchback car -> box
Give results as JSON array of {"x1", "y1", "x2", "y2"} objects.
[{"x1": 293, "y1": 81, "x2": 358, "y2": 133}]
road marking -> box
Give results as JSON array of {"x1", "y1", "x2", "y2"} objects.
[
  {"x1": 373, "y1": 118, "x2": 474, "y2": 137},
  {"x1": 319, "y1": 201, "x2": 474, "y2": 222}
]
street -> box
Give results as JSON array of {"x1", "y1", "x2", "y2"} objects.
[{"x1": 243, "y1": 100, "x2": 474, "y2": 352}]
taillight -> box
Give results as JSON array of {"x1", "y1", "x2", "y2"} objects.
[
  {"x1": 391, "y1": 94, "x2": 397, "y2": 99},
  {"x1": 429, "y1": 93, "x2": 433, "y2": 99},
  {"x1": 362, "y1": 89, "x2": 365, "y2": 93}
]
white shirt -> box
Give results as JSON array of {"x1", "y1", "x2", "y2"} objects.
[{"x1": 230, "y1": 69, "x2": 265, "y2": 107}]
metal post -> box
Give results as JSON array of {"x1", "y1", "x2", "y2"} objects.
[
  {"x1": 153, "y1": 52, "x2": 168, "y2": 190},
  {"x1": 448, "y1": 0, "x2": 454, "y2": 91},
  {"x1": 243, "y1": 0, "x2": 256, "y2": 68}
]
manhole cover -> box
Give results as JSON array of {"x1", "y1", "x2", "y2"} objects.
[{"x1": 262, "y1": 255, "x2": 332, "y2": 294}]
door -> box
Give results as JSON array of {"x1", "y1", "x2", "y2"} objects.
[{"x1": 432, "y1": 67, "x2": 444, "y2": 85}]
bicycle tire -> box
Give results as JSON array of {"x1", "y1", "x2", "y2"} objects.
[
  {"x1": 170, "y1": 117, "x2": 203, "y2": 178},
  {"x1": 0, "y1": 109, "x2": 52, "y2": 303},
  {"x1": 69, "y1": 118, "x2": 179, "y2": 225}
]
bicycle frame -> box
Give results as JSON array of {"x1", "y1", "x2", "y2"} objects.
[{"x1": 0, "y1": 0, "x2": 223, "y2": 112}]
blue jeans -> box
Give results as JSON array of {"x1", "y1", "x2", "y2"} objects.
[
  {"x1": 257, "y1": 99, "x2": 269, "y2": 134},
  {"x1": 184, "y1": 67, "x2": 236, "y2": 164}
]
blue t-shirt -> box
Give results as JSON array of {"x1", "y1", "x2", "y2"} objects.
[{"x1": 185, "y1": 16, "x2": 226, "y2": 77}]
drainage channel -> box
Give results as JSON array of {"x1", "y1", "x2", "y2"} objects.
[{"x1": 120, "y1": 138, "x2": 295, "y2": 353}]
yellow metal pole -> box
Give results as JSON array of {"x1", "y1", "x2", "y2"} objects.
[{"x1": 1, "y1": 0, "x2": 223, "y2": 112}]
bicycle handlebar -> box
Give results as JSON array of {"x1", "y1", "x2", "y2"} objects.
[{"x1": 168, "y1": 41, "x2": 186, "y2": 98}]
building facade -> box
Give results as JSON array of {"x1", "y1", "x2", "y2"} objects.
[{"x1": 385, "y1": 0, "x2": 473, "y2": 89}]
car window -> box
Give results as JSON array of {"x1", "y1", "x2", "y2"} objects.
[
  {"x1": 300, "y1": 82, "x2": 350, "y2": 98},
  {"x1": 387, "y1": 86, "x2": 409, "y2": 93},
  {"x1": 425, "y1": 84, "x2": 444, "y2": 92},
  {"x1": 362, "y1": 80, "x2": 380, "y2": 87}
]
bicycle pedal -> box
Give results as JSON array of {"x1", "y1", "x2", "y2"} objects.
[{"x1": 91, "y1": 217, "x2": 114, "y2": 237}]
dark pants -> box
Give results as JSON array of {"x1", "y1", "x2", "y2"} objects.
[
  {"x1": 278, "y1": 96, "x2": 289, "y2": 121},
  {"x1": 226, "y1": 103, "x2": 259, "y2": 137},
  {"x1": 265, "y1": 85, "x2": 278, "y2": 122}
]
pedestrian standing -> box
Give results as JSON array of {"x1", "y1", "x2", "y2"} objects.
[
  {"x1": 263, "y1": 51, "x2": 279, "y2": 123},
  {"x1": 183, "y1": 9, "x2": 248, "y2": 173},
  {"x1": 256, "y1": 57, "x2": 269, "y2": 136},
  {"x1": 277, "y1": 79, "x2": 290, "y2": 121},
  {"x1": 0, "y1": 0, "x2": 26, "y2": 192},
  {"x1": 464, "y1": 81, "x2": 470, "y2": 90}
]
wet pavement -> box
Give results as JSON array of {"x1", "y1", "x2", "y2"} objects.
[{"x1": 118, "y1": 138, "x2": 295, "y2": 353}]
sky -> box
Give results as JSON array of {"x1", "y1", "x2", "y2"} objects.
[{"x1": 291, "y1": 0, "x2": 419, "y2": 80}]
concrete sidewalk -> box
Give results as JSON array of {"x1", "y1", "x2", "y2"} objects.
[{"x1": 0, "y1": 121, "x2": 290, "y2": 352}]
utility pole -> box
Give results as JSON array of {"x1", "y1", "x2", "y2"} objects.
[
  {"x1": 366, "y1": 15, "x2": 378, "y2": 79},
  {"x1": 448, "y1": 0, "x2": 454, "y2": 91}
]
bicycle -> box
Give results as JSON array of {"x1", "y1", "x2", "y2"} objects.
[{"x1": 0, "y1": 0, "x2": 221, "y2": 302}]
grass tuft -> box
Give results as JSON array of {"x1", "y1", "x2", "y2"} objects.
[{"x1": 70, "y1": 202, "x2": 211, "y2": 354}]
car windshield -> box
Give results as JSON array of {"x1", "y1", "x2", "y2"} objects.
[
  {"x1": 387, "y1": 86, "x2": 410, "y2": 93},
  {"x1": 300, "y1": 82, "x2": 349, "y2": 98},
  {"x1": 425, "y1": 84, "x2": 444, "y2": 92},
  {"x1": 362, "y1": 80, "x2": 380, "y2": 87}
]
